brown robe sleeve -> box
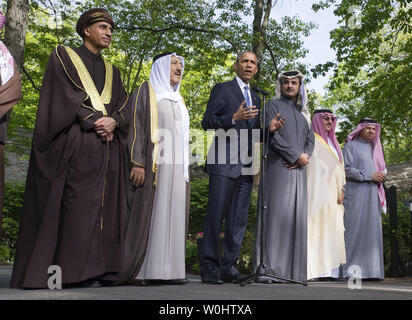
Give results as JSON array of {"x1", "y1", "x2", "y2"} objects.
[
  {"x1": 76, "y1": 107, "x2": 104, "y2": 132},
  {"x1": 115, "y1": 81, "x2": 156, "y2": 285},
  {"x1": 0, "y1": 63, "x2": 22, "y2": 143},
  {"x1": 111, "y1": 77, "x2": 129, "y2": 130},
  {"x1": 110, "y1": 66, "x2": 129, "y2": 137},
  {"x1": 0, "y1": 63, "x2": 21, "y2": 240},
  {"x1": 0, "y1": 63, "x2": 22, "y2": 120},
  {"x1": 128, "y1": 81, "x2": 150, "y2": 168},
  {"x1": 33, "y1": 46, "x2": 88, "y2": 152}
]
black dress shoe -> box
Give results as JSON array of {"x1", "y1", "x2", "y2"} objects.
[
  {"x1": 167, "y1": 278, "x2": 189, "y2": 285},
  {"x1": 62, "y1": 279, "x2": 100, "y2": 289},
  {"x1": 222, "y1": 273, "x2": 242, "y2": 284},
  {"x1": 129, "y1": 279, "x2": 150, "y2": 286},
  {"x1": 201, "y1": 275, "x2": 223, "y2": 285},
  {"x1": 155, "y1": 278, "x2": 189, "y2": 285},
  {"x1": 363, "y1": 278, "x2": 384, "y2": 282},
  {"x1": 98, "y1": 280, "x2": 114, "y2": 287}
]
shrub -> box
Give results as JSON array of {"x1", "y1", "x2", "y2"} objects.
[
  {"x1": 187, "y1": 177, "x2": 258, "y2": 275},
  {"x1": 3, "y1": 181, "x2": 25, "y2": 221},
  {"x1": 0, "y1": 244, "x2": 11, "y2": 264},
  {"x1": 382, "y1": 200, "x2": 411, "y2": 276},
  {"x1": 0, "y1": 181, "x2": 25, "y2": 264},
  {"x1": 188, "y1": 177, "x2": 209, "y2": 237},
  {"x1": 185, "y1": 239, "x2": 199, "y2": 274}
]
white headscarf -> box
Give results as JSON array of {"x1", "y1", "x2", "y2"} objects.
[
  {"x1": 149, "y1": 53, "x2": 190, "y2": 182},
  {"x1": 275, "y1": 69, "x2": 311, "y2": 126}
]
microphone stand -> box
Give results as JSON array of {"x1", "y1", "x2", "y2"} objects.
[{"x1": 235, "y1": 87, "x2": 307, "y2": 287}]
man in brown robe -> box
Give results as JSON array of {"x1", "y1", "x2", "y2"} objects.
[{"x1": 10, "y1": 8, "x2": 130, "y2": 289}]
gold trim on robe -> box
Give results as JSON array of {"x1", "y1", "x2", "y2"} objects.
[
  {"x1": 148, "y1": 82, "x2": 159, "y2": 187},
  {"x1": 64, "y1": 46, "x2": 112, "y2": 116},
  {"x1": 314, "y1": 132, "x2": 342, "y2": 164},
  {"x1": 130, "y1": 81, "x2": 159, "y2": 187}
]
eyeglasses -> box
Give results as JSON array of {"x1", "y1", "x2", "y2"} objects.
[{"x1": 322, "y1": 115, "x2": 333, "y2": 121}]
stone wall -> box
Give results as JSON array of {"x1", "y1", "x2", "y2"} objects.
[
  {"x1": 386, "y1": 162, "x2": 412, "y2": 192},
  {"x1": 5, "y1": 152, "x2": 29, "y2": 183}
]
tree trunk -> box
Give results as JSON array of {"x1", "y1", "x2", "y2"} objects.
[
  {"x1": 252, "y1": 0, "x2": 264, "y2": 64},
  {"x1": 252, "y1": 0, "x2": 273, "y2": 80},
  {"x1": 4, "y1": 0, "x2": 30, "y2": 70}
]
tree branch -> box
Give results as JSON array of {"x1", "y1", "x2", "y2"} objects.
[
  {"x1": 118, "y1": 24, "x2": 239, "y2": 52},
  {"x1": 47, "y1": 0, "x2": 61, "y2": 45},
  {"x1": 263, "y1": 36, "x2": 279, "y2": 77},
  {"x1": 21, "y1": 65, "x2": 41, "y2": 92},
  {"x1": 261, "y1": 0, "x2": 272, "y2": 36}
]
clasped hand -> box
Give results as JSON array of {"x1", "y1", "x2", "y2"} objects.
[
  {"x1": 94, "y1": 117, "x2": 117, "y2": 142},
  {"x1": 372, "y1": 172, "x2": 386, "y2": 184},
  {"x1": 284, "y1": 153, "x2": 310, "y2": 170}
]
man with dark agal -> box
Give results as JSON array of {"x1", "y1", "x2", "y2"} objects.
[
  {"x1": 254, "y1": 70, "x2": 314, "y2": 282},
  {"x1": 10, "y1": 8, "x2": 130, "y2": 289},
  {"x1": 0, "y1": 11, "x2": 22, "y2": 240},
  {"x1": 342, "y1": 118, "x2": 386, "y2": 280},
  {"x1": 306, "y1": 109, "x2": 346, "y2": 281}
]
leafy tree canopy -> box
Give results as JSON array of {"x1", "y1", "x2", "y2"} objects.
[{"x1": 312, "y1": 0, "x2": 411, "y2": 164}]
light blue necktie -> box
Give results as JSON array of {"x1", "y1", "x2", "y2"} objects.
[
  {"x1": 244, "y1": 86, "x2": 251, "y2": 107},
  {"x1": 244, "y1": 86, "x2": 252, "y2": 125}
]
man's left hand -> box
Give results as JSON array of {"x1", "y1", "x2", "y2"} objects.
[
  {"x1": 95, "y1": 117, "x2": 118, "y2": 138},
  {"x1": 101, "y1": 132, "x2": 114, "y2": 142},
  {"x1": 337, "y1": 190, "x2": 344, "y2": 204},
  {"x1": 297, "y1": 153, "x2": 310, "y2": 167}
]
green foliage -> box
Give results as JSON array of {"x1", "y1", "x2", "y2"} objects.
[
  {"x1": 313, "y1": 0, "x2": 411, "y2": 164},
  {"x1": 7, "y1": 3, "x2": 82, "y2": 154},
  {"x1": 8, "y1": 0, "x2": 318, "y2": 150},
  {"x1": 188, "y1": 177, "x2": 209, "y2": 237},
  {"x1": 237, "y1": 190, "x2": 258, "y2": 274},
  {"x1": 185, "y1": 239, "x2": 199, "y2": 274},
  {"x1": 187, "y1": 177, "x2": 258, "y2": 274},
  {"x1": 382, "y1": 200, "x2": 412, "y2": 276},
  {"x1": 0, "y1": 245, "x2": 11, "y2": 264},
  {"x1": 0, "y1": 181, "x2": 25, "y2": 264},
  {"x1": 3, "y1": 182, "x2": 26, "y2": 221}
]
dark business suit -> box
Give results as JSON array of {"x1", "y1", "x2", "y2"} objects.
[{"x1": 200, "y1": 78, "x2": 261, "y2": 281}]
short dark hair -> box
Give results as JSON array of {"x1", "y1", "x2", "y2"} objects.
[{"x1": 236, "y1": 50, "x2": 258, "y2": 63}]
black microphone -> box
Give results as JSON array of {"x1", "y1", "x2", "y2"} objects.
[{"x1": 252, "y1": 85, "x2": 269, "y2": 96}]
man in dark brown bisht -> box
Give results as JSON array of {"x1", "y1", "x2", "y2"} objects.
[
  {"x1": 0, "y1": 10, "x2": 22, "y2": 240},
  {"x1": 10, "y1": 8, "x2": 130, "y2": 289}
]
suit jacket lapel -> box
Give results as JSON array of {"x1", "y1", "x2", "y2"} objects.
[
  {"x1": 250, "y1": 90, "x2": 261, "y2": 129},
  {"x1": 251, "y1": 91, "x2": 259, "y2": 108},
  {"x1": 230, "y1": 78, "x2": 245, "y2": 107},
  {"x1": 233, "y1": 79, "x2": 260, "y2": 109},
  {"x1": 228, "y1": 79, "x2": 246, "y2": 129}
]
